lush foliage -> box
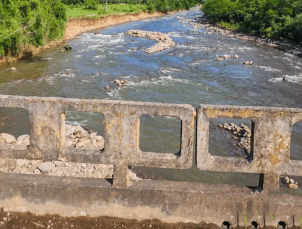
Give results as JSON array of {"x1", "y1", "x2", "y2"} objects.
[
  {"x1": 0, "y1": 0, "x2": 67, "y2": 58},
  {"x1": 66, "y1": 0, "x2": 199, "y2": 18},
  {"x1": 202, "y1": 0, "x2": 302, "y2": 45},
  {"x1": 62, "y1": 0, "x2": 197, "y2": 6},
  {"x1": 0, "y1": 0, "x2": 200, "y2": 58},
  {"x1": 66, "y1": 4, "x2": 147, "y2": 18},
  {"x1": 84, "y1": 0, "x2": 98, "y2": 10},
  {"x1": 63, "y1": 0, "x2": 199, "y2": 14},
  {"x1": 146, "y1": 0, "x2": 198, "y2": 13}
]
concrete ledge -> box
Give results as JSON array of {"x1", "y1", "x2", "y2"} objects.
[{"x1": 0, "y1": 172, "x2": 302, "y2": 227}]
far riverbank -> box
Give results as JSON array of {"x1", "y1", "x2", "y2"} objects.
[
  {"x1": 0, "y1": 10, "x2": 174, "y2": 66},
  {"x1": 187, "y1": 16, "x2": 302, "y2": 58}
]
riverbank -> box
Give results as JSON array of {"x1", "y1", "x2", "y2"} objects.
[
  {"x1": 188, "y1": 16, "x2": 302, "y2": 57},
  {"x1": 0, "y1": 11, "x2": 166, "y2": 66}
]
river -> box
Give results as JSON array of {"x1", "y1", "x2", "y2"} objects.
[{"x1": 0, "y1": 7, "x2": 301, "y2": 192}]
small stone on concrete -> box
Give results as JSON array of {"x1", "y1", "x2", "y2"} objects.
[{"x1": 38, "y1": 162, "x2": 55, "y2": 173}]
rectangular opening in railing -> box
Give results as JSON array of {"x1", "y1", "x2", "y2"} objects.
[
  {"x1": 0, "y1": 107, "x2": 30, "y2": 152},
  {"x1": 65, "y1": 111, "x2": 105, "y2": 151},
  {"x1": 290, "y1": 121, "x2": 302, "y2": 161},
  {"x1": 139, "y1": 115, "x2": 181, "y2": 154},
  {"x1": 209, "y1": 118, "x2": 253, "y2": 159}
]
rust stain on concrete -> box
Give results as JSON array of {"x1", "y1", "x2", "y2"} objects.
[{"x1": 269, "y1": 153, "x2": 281, "y2": 165}]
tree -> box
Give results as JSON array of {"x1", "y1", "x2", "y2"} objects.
[
  {"x1": 84, "y1": 0, "x2": 98, "y2": 10},
  {"x1": 202, "y1": 0, "x2": 302, "y2": 45},
  {"x1": 0, "y1": 0, "x2": 67, "y2": 58}
]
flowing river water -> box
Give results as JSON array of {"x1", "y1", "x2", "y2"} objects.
[{"x1": 0, "y1": 7, "x2": 302, "y2": 192}]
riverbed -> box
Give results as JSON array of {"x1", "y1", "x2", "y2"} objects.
[{"x1": 0, "y1": 7, "x2": 301, "y2": 191}]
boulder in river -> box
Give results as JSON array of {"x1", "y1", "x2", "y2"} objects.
[
  {"x1": 220, "y1": 123, "x2": 252, "y2": 155},
  {"x1": 216, "y1": 54, "x2": 239, "y2": 61},
  {"x1": 0, "y1": 133, "x2": 16, "y2": 144},
  {"x1": 65, "y1": 124, "x2": 104, "y2": 150},
  {"x1": 244, "y1": 61, "x2": 254, "y2": 65},
  {"x1": 283, "y1": 76, "x2": 288, "y2": 81},
  {"x1": 125, "y1": 30, "x2": 175, "y2": 54}
]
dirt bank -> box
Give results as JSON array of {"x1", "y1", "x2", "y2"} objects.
[
  {"x1": 0, "y1": 11, "x2": 165, "y2": 66},
  {"x1": 0, "y1": 212, "x2": 219, "y2": 229},
  {"x1": 64, "y1": 12, "x2": 164, "y2": 41}
]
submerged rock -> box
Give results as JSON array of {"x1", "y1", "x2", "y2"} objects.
[
  {"x1": 113, "y1": 79, "x2": 129, "y2": 87},
  {"x1": 244, "y1": 61, "x2": 254, "y2": 65},
  {"x1": 216, "y1": 54, "x2": 239, "y2": 61}
]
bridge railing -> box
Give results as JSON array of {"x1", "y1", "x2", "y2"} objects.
[
  {"x1": 197, "y1": 104, "x2": 302, "y2": 189},
  {"x1": 0, "y1": 95, "x2": 194, "y2": 188},
  {"x1": 0, "y1": 95, "x2": 301, "y2": 190}
]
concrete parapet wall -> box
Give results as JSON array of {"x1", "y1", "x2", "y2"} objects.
[
  {"x1": 197, "y1": 104, "x2": 302, "y2": 190},
  {"x1": 0, "y1": 95, "x2": 301, "y2": 227}
]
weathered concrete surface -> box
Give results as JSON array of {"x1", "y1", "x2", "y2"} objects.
[
  {"x1": 1, "y1": 173, "x2": 302, "y2": 227},
  {"x1": 0, "y1": 95, "x2": 301, "y2": 227},
  {"x1": 197, "y1": 104, "x2": 302, "y2": 190},
  {"x1": 0, "y1": 158, "x2": 113, "y2": 178},
  {"x1": 0, "y1": 95, "x2": 194, "y2": 188}
]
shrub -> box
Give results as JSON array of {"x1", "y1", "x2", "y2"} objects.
[
  {"x1": 202, "y1": 0, "x2": 302, "y2": 45},
  {"x1": 0, "y1": 0, "x2": 67, "y2": 58},
  {"x1": 98, "y1": 9, "x2": 107, "y2": 15},
  {"x1": 147, "y1": 1, "x2": 155, "y2": 14},
  {"x1": 84, "y1": 0, "x2": 98, "y2": 10}
]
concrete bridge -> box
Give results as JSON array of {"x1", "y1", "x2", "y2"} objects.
[{"x1": 0, "y1": 95, "x2": 301, "y2": 227}]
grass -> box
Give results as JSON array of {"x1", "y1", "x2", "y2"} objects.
[
  {"x1": 66, "y1": 4, "x2": 148, "y2": 18},
  {"x1": 244, "y1": 211, "x2": 248, "y2": 229}
]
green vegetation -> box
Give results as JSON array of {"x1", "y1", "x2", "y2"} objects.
[
  {"x1": 66, "y1": 4, "x2": 147, "y2": 18},
  {"x1": 202, "y1": 0, "x2": 302, "y2": 45},
  {"x1": 146, "y1": 0, "x2": 198, "y2": 13},
  {"x1": 244, "y1": 211, "x2": 248, "y2": 229},
  {"x1": 66, "y1": 0, "x2": 199, "y2": 18},
  {"x1": 84, "y1": 0, "x2": 98, "y2": 10},
  {"x1": 0, "y1": 0, "x2": 67, "y2": 58},
  {"x1": 1, "y1": 0, "x2": 200, "y2": 59}
]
